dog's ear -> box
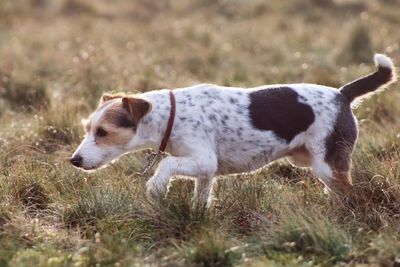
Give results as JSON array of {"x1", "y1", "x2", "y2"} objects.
[
  {"x1": 121, "y1": 96, "x2": 152, "y2": 124},
  {"x1": 99, "y1": 93, "x2": 125, "y2": 106}
]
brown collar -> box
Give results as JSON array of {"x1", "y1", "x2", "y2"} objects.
[
  {"x1": 137, "y1": 90, "x2": 175, "y2": 176},
  {"x1": 159, "y1": 90, "x2": 176, "y2": 152}
]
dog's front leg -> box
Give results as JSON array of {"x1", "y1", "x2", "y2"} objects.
[
  {"x1": 146, "y1": 153, "x2": 217, "y2": 205},
  {"x1": 194, "y1": 177, "x2": 215, "y2": 207}
]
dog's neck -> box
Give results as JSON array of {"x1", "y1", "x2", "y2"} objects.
[{"x1": 128, "y1": 89, "x2": 172, "y2": 152}]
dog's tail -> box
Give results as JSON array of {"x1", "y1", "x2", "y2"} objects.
[{"x1": 340, "y1": 54, "x2": 397, "y2": 103}]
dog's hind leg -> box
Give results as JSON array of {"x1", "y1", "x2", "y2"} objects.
[
  {"x1": 310, "y1": 148, "x2": 353, "y2": 196},
  {"x1": 313, "y1": 160, "x2": 352, "y2": 195},
  {"x1": 306, "y1": 138, "x2": 350, "y2": 195},
  {"x1": 310, "y1": 155, "x2": 334, "y2": 191},
  {"x1": 323, "y1": 103, "x2": 357, "y2": 196},
  {"x1": 309, "y1": 96, "x2": 356, "y2": 196},
  {"x1": 324, "y1": 142, "x2": 354, "y2": 196}
]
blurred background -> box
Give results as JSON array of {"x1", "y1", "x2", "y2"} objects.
[{"x1": 1, "y1": 1, "x2": 400, "y2": 266}]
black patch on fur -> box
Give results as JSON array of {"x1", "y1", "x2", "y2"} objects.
[
  {"x1": 249, "y1": 87, "x2": 315, "y2": 143},
  {"x1": 324, "y1": 95, "x2": 357, "y2": 171},
  {"x1": 114, "y1": 113, "x2": 135, "y2": 128}
]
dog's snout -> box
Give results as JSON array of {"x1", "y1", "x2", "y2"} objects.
[{"x1": 70, "y1": 155, "x2": 83, "y2": 167}]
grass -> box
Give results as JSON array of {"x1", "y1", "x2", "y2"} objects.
[
  {"x1": 262, "y1": 206, "x2": 351, "y2": 264},
  {"x1": 0, "y1": 0, "x2": 400, "y2": 266}
]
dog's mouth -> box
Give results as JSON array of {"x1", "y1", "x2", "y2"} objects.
[
  {"x1": 81, "y1": 166, "x2": 97, "y2": 171},
  {"x1": 81, "y1": 163, "x2": 109, "y2": 172},
  {"x1": 71, "y1": 165, "x2": 94, "y2": 171},
  {"x1": 70, "y1": 163, "x2": 99, "y2": 171}
]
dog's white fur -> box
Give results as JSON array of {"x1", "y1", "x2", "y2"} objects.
[
  {"x1": 374, "y1": 53, "x2": 395, "y2": 69},
  {"x1": 72, "y1": 54, "x2": 396, "y2": 206}
]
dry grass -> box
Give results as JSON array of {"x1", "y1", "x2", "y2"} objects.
[{"x1": 0, "y1": 0, "x2": 400, "y2": 266}]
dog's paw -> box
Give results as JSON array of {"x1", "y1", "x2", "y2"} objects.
[{"x1": 146, "y1": 177, "x2": 167, "y2": 198}]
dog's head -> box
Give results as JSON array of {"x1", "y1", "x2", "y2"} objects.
[{"x1": 70, "y1": 93, "x2": 151, "y2": 170}]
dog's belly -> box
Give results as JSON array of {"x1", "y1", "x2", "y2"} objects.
[
  {"x1": 215, "y1": 135, "x2": 288, "y2": 175},
  {"x1": 216, "y1": 153, "x2": 271, "y2": 175}
]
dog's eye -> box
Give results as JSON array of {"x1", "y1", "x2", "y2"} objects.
[{"x1": 96, "y1": 127, "x2": 107, "y2": 137}]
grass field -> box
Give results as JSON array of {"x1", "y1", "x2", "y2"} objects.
[{"x1": 1, "y1": 0, "x2": 400, "y2": 266}]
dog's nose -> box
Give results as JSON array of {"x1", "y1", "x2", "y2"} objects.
[{"x1": 70, "y1": 155, "x2": 83, "y2": 167}]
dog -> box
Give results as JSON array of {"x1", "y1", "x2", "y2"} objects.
[{"x1": 71, "y1": 54, "x2": 396, "y2": 206}]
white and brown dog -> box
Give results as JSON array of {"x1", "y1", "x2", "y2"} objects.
[{"x1": 71, "y1": 54, "x2": 396, "y2": 206}]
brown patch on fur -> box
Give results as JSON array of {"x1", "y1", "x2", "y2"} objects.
[
  {"x1": 98, "y1": 93, "x2": 152, "y2": 125},
  {"x1": 102, "y1": 104, "x2": 135, "y2": 128},
  {"x1": 99, "y1": 93, "x2": 126, "y2": 106},
  {"x1": 287, "y1": 145, "x2": 311, "y2": 167},
  {"x1": 122, "y1": 96, "x2": 152, "y2": 124},
  {"x1": 93, "y1": 103, "x2": 135, "y2": 147},
  {"x1": 94, "y1": 123, "x2": 134, "y2": 147}
]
